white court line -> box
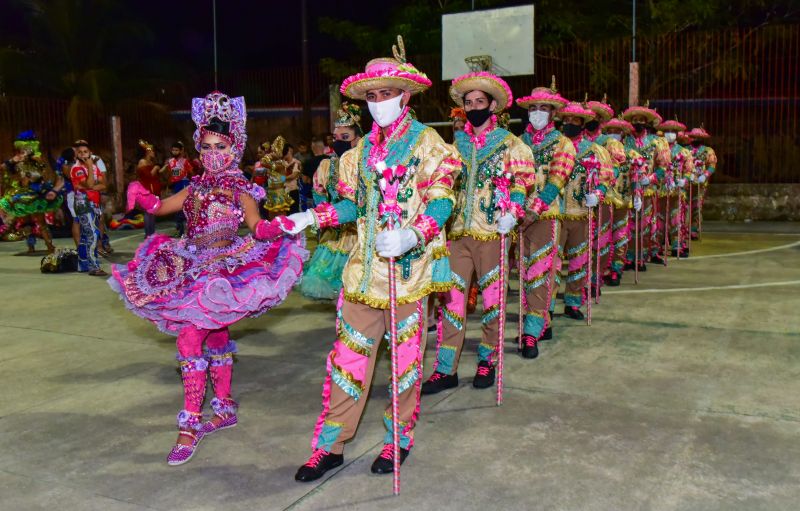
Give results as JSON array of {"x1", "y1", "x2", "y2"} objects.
[
  {"x1": 688, "y1": 240, "x2": 800, "y2": 260},
  {"x1": 604, "y1": 280, "x2": 800, "y2": 295}
]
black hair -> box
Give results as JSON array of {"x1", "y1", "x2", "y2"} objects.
[
  {"x1": 204, "y1": 117, "x2": 231, "y2": 138},
  {"x1": 463, "y1": 90, "x2": 494, "y2": 105},
  {"x1": 310, "y1": 136, "x2": 323, "y2": 144},
  {"x1": 135, "y1": 145, "x2": 147, "y2": 161},
  {"x1": 61, "y1": 147, "x2": 75, "y2": 161},
  {"x1": 74, "y1": 140, "x2": 90, "y2": 150},
  {"x1": 282, "y1": 144, "x2": 294, "y2": 157},
  {"x1": 171, "y1": 141, "x2": 184, "y2": 150}
]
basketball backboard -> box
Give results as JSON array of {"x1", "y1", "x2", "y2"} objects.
[{"x1": 442, "y1": 4, "x2": 535, "y2": 80}]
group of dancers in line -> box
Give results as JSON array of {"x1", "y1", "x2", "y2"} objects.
[{"x1": 110, "y1": 36, "x2": 717, "y2": 486}]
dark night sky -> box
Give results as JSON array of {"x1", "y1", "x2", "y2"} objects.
[{"x1": 136, "y1": 0, "x2": 407, "y2": 72}]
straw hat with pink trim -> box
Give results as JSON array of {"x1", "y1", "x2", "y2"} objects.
[
  {"x1": 587, "y1": 93, "x2": 615, "y2": 121},
  {"x1": 516, "y1": 75, "x2": 568, "y2": 110},
  {"x1": 340, "y1": 36, "x2": 432, "y2": 100},
  {"x1": 621, "y1": 100, "x2": 661, "y2": 126},
  {"x1": 658, "y1": 119, "x2": 687, "y2": 132},
  {"x1": 557, "y1": 101, "x2": 596, "y2": 122},
  {"x1": 449, "y1": 72, "x2": 513, "y2": 113},
  {"x1": 687, "y1": 126, "x2": 711, "y2": 139},
  {"x1": 602, "y1": 117, "x2": 634, "y2": 135}
]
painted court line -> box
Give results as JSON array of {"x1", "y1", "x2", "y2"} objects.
[
  {"x1": 688, "y1": 239, "x2": 800, "y2": 260},
  {"x1": 604, "y1": 279, "x2": 800, "y2": 295}
]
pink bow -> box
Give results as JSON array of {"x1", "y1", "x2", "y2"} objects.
[
  {"x1": 492, "y1": 173, "x2": 512, "y2": 214},
  {"x1": 378, "y1": 164, "x2": 407, "y2": 226}
]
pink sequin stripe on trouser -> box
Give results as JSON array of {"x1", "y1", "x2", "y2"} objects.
[
  {"x1": 311, "y1": 299, "x2": 425, "y2": 455},
  {"x1": 520, "y1": 219, "x2": 558, "y2": 339},
  {"x1": 592, "y1": 205, "x2": 613, "y2": 285},
  {"x1": 434, "y1": 236, "x2": 507, "y2": 375},
  {"x1": 558, "y1": 218, "x2": 590, "y2": 308},
  {"x1": 610, "y1": 207, "x2": 630, "y2": 273}
]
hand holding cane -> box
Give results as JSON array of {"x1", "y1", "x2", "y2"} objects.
[
  {"x1": 492, "y1": 171, "x2": 514, "y2": 406},
  {"x1": 376, "y1": 162, "x2": 407, "y2": 496}
]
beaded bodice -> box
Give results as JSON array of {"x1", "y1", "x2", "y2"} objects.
[{"x1": 182, "y1": 173, "x2": 264, "y2": 248}]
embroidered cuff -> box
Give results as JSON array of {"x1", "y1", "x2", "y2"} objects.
[
  {"x1": 312, "y1": 202, "x2": 339, "y2": 229},
  {"x1": 529, "y1": 196, "x2": 549, "y2": 216},
  {"x1": 411, "y1": 215, "x2": 441, "y2": 245}
]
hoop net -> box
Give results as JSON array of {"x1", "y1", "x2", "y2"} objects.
[{"x1": 464, "y1": 55, "x2": 493, "y2": 72}]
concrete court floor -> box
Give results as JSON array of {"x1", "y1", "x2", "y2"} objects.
[{"x1": 1, "y1": 221, "x2": 799, "y2": 511}]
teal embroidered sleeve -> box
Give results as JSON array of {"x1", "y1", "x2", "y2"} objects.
[
  {"x1": 538, "y1": 182, "x2": 560, "y2": 205},
  {"x1": 333, "y1": 199, "x2": 358, "y2": 224},
  {"x1": 423, "y1": 198, "x2": 453, "y2": 229}
]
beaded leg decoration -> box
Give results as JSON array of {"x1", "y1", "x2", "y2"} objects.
[{"x1": 167, "y1": 410, "x2": 205, "y2": 466}]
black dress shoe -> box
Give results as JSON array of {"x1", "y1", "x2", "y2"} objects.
[
  {"x1": 607, "y1": 271, "x2": 621, "y2": 286},
  {"x1": 638, "y1": 263, "x2": 647, "y2": 272},
  {"x1": 624, "y1": 261, "x2": 636, "y2": 271},
  {"x1": 650, "y1": 255, "x2": 665, "y2": 265},
  {"x1": 591, "y1": 285, "x2": 602, "y2": 297},
  {"x1": 371, "y1": 444, "x2": 409, "y2": 474},
  {"x1": 472, "y1": 361, "x2": 495, "y2": 389},
  {"x1": 564, "y1": 306, "x2": 584, "y2": 320},
  {"x1": 421, "y1": 371, "x2": 458, "y2": 395},
  {"x1": 520, "y1": 335, "x2": 539, "y2": 359},
  {"x1": 295, "y1": 449, "x2": 344, "y2": 482},
  {"x1": 541, "y1": 326, "x2": 552, "y2": 340}
]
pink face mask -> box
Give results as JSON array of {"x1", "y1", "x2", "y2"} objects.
[{"x1": 201, "y1": 149, "x2": 234, "y2": 174}]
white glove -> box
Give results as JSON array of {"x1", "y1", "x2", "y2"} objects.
[
  {"x1": 376, "y1": 228, "x2": 419, "y2": 258},
  {"x1": 281, "y1": 210, "x2": 315, "y2": 235},
  {"x1": 639, "y1": 176, "x2": 650, "y2": 186},
  {"x1": 496, "y1": 212, "x2": 517, "y2": 235},
  {"x1": 584, "y1": 193, "x2": 599, "y2": 208},
  {"x1": 633, "y1": 196, "x2": 643, "y2": 211},
  {"x1": 677, "y1": 178, "x2": 687, "y2": 187},
  {"x1": 698, "y1": 174, "x2": 707, "y2": 184}
]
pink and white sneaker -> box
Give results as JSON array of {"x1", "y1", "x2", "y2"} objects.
[{"x1": 200, "y1": 397, "x2": 238, "y2": 435}]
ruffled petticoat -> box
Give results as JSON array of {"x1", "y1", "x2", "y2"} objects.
[
  {"x1": 0, "y1": 191, "x2": 63, "y2": 217},
  {"x1": 109, "y1": 232, "x2": 308, "y2": 335},
  {"x1": 300, "y1": 226, "x2": 356, "y2": 301}
]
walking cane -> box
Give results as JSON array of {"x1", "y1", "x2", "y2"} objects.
[
  {"x1": 517, "y1": 224, "x2": 524, "y2": 352},
  {"x1": 585, "y1": 166, "x2": 598, "y2": 326},
  {"x1": 676, "y1": 191, "x2": 683, "y2": 261},
  {"x1": 376, "y1": 162, "x2": 405, "y2": 495},
  {"x1": 687, "y1": 180, "x2": 693, "y2": 252},
  {"x1": 493, "y1": 172, "x2": 513, "y2": 407},
  {"x1": 697, "y1": 183, "x2": 703, "y2": 240},
  {"x1": 595, "y1": 204, "x2": 602, "y2": 304},
  {"x1": 663, "y1": 194, "x2": 669, "y2": 267}
]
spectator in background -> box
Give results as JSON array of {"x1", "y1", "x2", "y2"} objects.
[
  {"x1": 73, "y1": 139, "x2": 112, "y2": 254},
  {"x1": 283, "y1": 144, "x2": 302, "y2": 213},
  {"x1": 295, "y1": 140, "x2": 311, "y2": 166},
  {"x1": 135, "y1": 139, "x2": 162, "y2": 237},
  {"x1": 322, "y1": 132, "x2": 335, "y2": 155},
  {"x1": 70, "y1": 143, "x2": 107, "y2": 276},
  {"x1": 165, "y1": 141, "x2": 194, "y2": 236},
  {"x1": 300, "y1": 136, "x2": 329, "y2": 212}
]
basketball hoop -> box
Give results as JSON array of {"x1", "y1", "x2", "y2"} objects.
[{"x1": 464, "y1": 55, "x2": 493, "y2": 72}]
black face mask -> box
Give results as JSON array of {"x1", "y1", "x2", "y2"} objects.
[
  {"x1": 633, "y1": 123, "x2": 648, "y2": 134},
  {"x1": 585, "y1": 120, "x2": 600, "y2": 132},
  {"x1": 691, "y1": 140, "x2": 703, "y2": 148},
  {"x1": 466, "y1": 107, "x2": 492, "y2": 128},
  {"x1": 332, "y1": 140, "x2": 352, "y2": 157},
  {"x1": 562, "y1": 124, "x2": 583, "y2": 139}
]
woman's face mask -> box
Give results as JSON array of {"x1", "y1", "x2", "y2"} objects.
[
  {"x1": 201, "y1": 149, "x2": 234, "y2": 174},
  {"x1": 664, "y1": 132, "x2": 677, "y2": 144}
]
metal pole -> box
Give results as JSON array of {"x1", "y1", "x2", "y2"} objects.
[
  {"x1": 212, "y1": 0, "x2": 218, "y2": 89},
  {"x1": 301, "y1": 0, "x2": 311, "y2": 138},
  {"x1": 110, "y1": 116, "x2": 123, "y2": 208}
]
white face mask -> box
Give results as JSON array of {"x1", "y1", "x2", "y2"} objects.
[
  {"x1": 529, "y1": 110, "x2": 551, "y2": 130},
  {"x1": 367, "y1": 94, "x2": 405, "y2": 128},
  {"x1": 664, "y1": 132, "x2": 677, "y2": 143},
  {"x1": 608, "y1": 133, "x2": 622, "y2": 142}
]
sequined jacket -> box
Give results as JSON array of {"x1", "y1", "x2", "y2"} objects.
[{"x1": 520, "y1": 126, "x2": 577, "y2": 220}]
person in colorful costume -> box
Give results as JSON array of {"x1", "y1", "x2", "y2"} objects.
[
  {"x1": 111, "y1": 91, "x2": 308, "y2": 466},
  {"x1": 165, "y1": 141, "x2": 196, "y2": 237},
  {"x1": 510, "y1": 77, "x2": 573, "y2": 356},
  {"x1": 600, "y1": 118, "x2": 644, "y2": 285},
  {"x1": 585, "y1": 95, "x2": 622, "y2": 295},
  {"x1": 262, "y1": 136, "x2": 294, "y2": 217},
  {"x1": 450, "y1": 106, "x2": 467, "y2": 138},
  {"x1": 301, "y1": 102, "x2": 363, "y2": 300},
  {"x1": 553, "y1": 102, "x2": 614, "y2": 320},
  {"x1": 0, "y1": 131, "x2": 63, "y2": 253},
  {"x1": 658, "y1": 120, "x2": 693, "y2": 257},
  {"x1": 282, "y1": 38, "x2": 459, "y2": 481},
  {"x1": 621, "y1": 102, "x2": 671, "y2": 270},
  {"x1": 422, "y1": 71, "x2": 534, "y2": 394},
  {"x1": 687, "y1": 126, "x2": 717, "y2": 240}
]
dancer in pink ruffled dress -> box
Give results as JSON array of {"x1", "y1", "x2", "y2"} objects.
[{"x1": 110, "y1": 91, "x2": 308, "y2": 465}]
